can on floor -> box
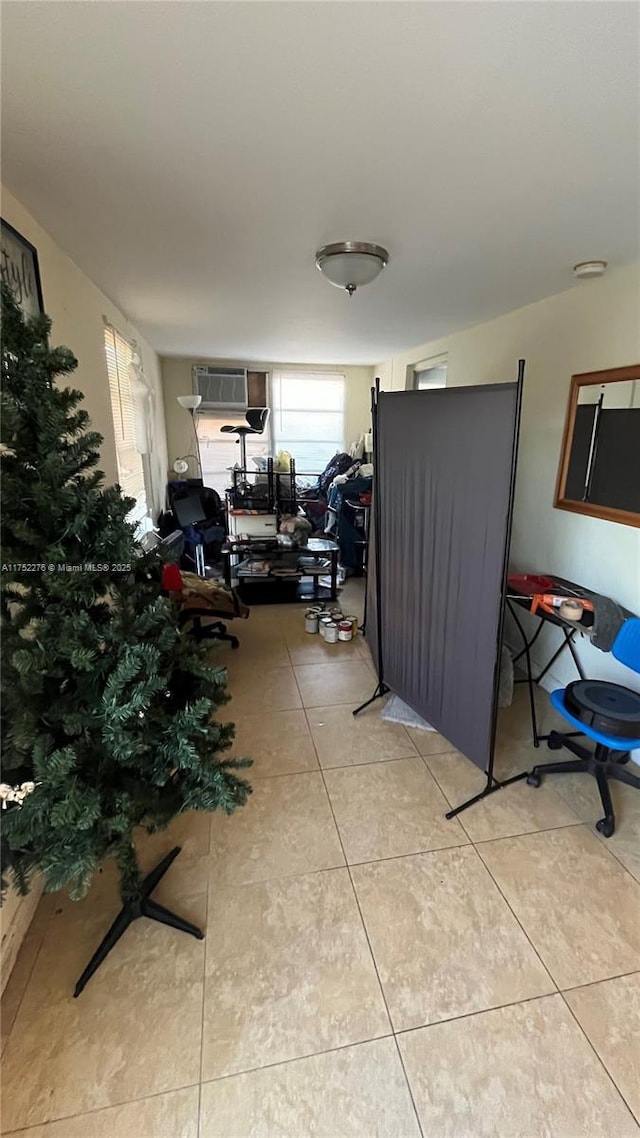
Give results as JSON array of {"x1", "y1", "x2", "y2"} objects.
[
  {"x1": 319, "y1": 616, "x2": 332, "y2": 640},
  {"x1": 324, "y1": 621, "x2": 339, "y2": 644},
  {"x1": 304, "y1": 611, "x2": 319, "y2": 634},
  {"x1": 338, "y1": 620, "x2": 353, "y2": 641}
]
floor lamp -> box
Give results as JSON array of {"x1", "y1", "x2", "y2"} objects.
[{"x1": 176, "y1": 394, "x2": 203, "y2": 480}]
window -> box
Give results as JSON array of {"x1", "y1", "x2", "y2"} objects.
[
  {"x1": 271, "y1": 370, "x2": 345, "y2": 471},
  {"x1": 412, "y1": 354, "x2": 448, "y2": 390},
  {"x1": 104, "y1": 324, "x2": 147, "y2": 517},
  {"x1": 197, "y1": 412, "x2": 271, "y2": 497}
]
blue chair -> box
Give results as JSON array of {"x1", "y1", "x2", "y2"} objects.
[{"x1": 527, "y1": 617, "x2": 640, "y2": 837}]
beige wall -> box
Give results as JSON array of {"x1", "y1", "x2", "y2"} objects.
[
  {"x1": 1, "y1": 187, "x2": 170, "y2": 990},
  {"x1": 375, "y1": 262, "x2": 640, "y2": 691},
  {"x1": 162, "y1": 357, "x2": 374, "y2": 472},
  {"x1": 1, "y1": 187, "x2": 168, "y2": 518}
]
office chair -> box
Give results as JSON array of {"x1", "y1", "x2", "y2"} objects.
[
  {"x1": 220, "y1": 408, "x2": 271, "y2": 470},
  {"x1": 168, "y1": 483, "x2": 225, "y2": 575},
  {"x1": 527, "y1": 617, "x2": 640, "y2": 836},
  {"x1": 162, "y1": 563, "x2": 248, "y2": 649}
]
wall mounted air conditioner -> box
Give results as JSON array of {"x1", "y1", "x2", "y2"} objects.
[{"x1": 193, "y1": 366, "x2": 248, "y2": 411}]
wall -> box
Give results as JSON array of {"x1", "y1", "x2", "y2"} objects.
[
  {"x1": 161, "y1": 357, "x2": 374, "y2": 470},
  {"x1": 375, "y1": 263, "x2": 640, "y2": 691},
  {"x1": 1, "y1": 187, "x2": 169, "y2": 990},
  {"x1": 1, "y1": 187, "x2": 168, "y2": 518}
]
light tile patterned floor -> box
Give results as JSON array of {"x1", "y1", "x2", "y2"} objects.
[{"x1": 2, "y1": 582, "x2": 640, "y2": 1137}]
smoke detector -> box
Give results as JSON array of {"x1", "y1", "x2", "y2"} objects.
[{"x1": 573, "y1": 261, "x2": 607, "y2": 279}]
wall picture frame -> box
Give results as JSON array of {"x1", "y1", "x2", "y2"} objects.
[
  {"x1": 0, "y1": 218, "x2": 44, "y2": 317},
  {"x1": 554, "y1": 364, "x2": 640, "y2": 529}
]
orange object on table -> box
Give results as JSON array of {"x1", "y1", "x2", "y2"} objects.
[{"x1": 530, "y1": 593, "x2": 594, "y2": 618}]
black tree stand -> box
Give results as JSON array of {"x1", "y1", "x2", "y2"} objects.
[{"x1": 73, "y1": 846, "x2": 203, "y2": 998}]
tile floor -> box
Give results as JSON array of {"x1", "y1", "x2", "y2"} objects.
[{"x1": 2, "y1": 580, "x2": 640, "y2": 1137}]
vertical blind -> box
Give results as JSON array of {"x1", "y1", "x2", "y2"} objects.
[
  {"x1": 271, "y1": 370, "x2": 345, "y2": 471},
  {"x1": 104, "y1": 324, "x2": 147, "y2": 513}
]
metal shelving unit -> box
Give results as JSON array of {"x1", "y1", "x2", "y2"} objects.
[{"x1": 222, "y1": 536, "x2": 339, "y2": 604}]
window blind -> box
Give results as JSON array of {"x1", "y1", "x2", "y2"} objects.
[
  {"x1": 271, "y1": 371, "x2": 345, "y2": 471},
  {"x1": 104, "y1": 324, "x2": 147, "y2": 514}
]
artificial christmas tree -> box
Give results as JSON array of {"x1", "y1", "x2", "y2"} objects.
[{"x1": 1, "y1": 283, "x2": 251, "y2": 993}]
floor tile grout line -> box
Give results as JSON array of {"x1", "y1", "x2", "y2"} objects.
[
  {"x1": 192, "y1": 987, "x2": 640, "y2": 1117},
  {"x1": 390, "y1": 1034, "x2": 426, "y2": 1138},
  {"x1": 297, "y1": 676, "x2": 397, "y2": 1033},
  {"x1": 558, "y1": 988, "x2": 640, "y2": 1127},
  {"x1": 1, "y1": 900, "x2": 57, "y2": 1057},
  {"x1": 319, "y1": 750, "x2": 421, "y2": 770},
  {"x1": 14, "y1": 977, "x2": 640, "y2": 1138},
  {"x1": 471, "y1": 841, "x2": 561, "y2": 996},
  {"x1": 196, "y1": 1033, "x2": 396, "y2": 1091},
  {"x1": 415, "y1": 752, "x2": 488, "y2": 848},
  {"x1": 246, "y1": 750, "x2": 440, "y2": 781},
  {"x1": 1, "y1": 1083, "x2": 202, "y2": 1136},
  {"x1": 338, "y1": 838, "x2": 472, "y2": 867},
  {"x1": 340, "y1": 865, "x2": 426, "y2": 1137},
  {"x1": 222, "y1": 641, "x2": 430, "y2": 1119},
  {"x1": 419, "y1": 750, "x2": 587, "y2": 846},
  {"x1": 207, "y1": 823, "x2": 640, "y2": 893},
  {"x1": 560, "y1": 968, "x2": 640, "y2": 994},
  {"x1": 196, "y1": 862, "x2": 211, "y2": 1138},
  {"x1": 472, "y1": 818, "x2": 599, "y2": 850},
  {"x1": 392, "y1": 989, "x2": 565, "y2": 1037},
  {"x1": 296, "y1": 670, "x2": 426, "y2": 1138},
  {"x1": 591, "y1": 835, "x2": 640, "y2": 888}
]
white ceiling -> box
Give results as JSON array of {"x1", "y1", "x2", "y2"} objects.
[{"x1": 2, "y1": 2, "x2": 638, "y2": 365}]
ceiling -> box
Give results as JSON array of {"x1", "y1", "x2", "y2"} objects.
[{"x1": 2, "y1": 2, "x2": 638, "y2": 365}]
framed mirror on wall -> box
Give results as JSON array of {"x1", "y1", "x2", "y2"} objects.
[{"x1": 555, "y1": 364, "x2": 640, "y2": 528}]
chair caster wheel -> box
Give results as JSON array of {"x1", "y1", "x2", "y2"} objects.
[
  {"x1": 231, "y1": 638, "x2": 240, "y2": 649},
  {"x1": 526, "y1": 773, "x2": 541, "y2": 788},
  {"x1": 547, "y1": 735, "x2": 563, "y2": 751},
  {"x1": 596, "y1": 817, "x2": 615, "y2": 838},
  {"x1": 616, "y1": 753, "x2": 631, "y2": 765}
]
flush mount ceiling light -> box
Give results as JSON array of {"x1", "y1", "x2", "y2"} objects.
[
  {"x1": 315, "y1": 241, "x2": 389, "y2": 297},
  {"x1": 573, "y1": 260, "x2": 608, "y2": 279}
]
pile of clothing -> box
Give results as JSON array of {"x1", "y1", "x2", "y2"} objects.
[{"x1": 294, "y1": 453, "x2": 372, "y2": 573}]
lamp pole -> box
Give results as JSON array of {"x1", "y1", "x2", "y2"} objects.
[{"x1": 176, "y1": 395, "x2": 203, "y2": 482}]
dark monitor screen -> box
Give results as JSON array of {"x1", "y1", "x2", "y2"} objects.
[
  {"x1": 172, "y1": 492, "x2": 206, "y2": 528},
  {"x1": 158, "y1": 529, "x2": 185, "y2": 559}
]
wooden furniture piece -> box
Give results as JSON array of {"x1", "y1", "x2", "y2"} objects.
[{"x1": 555, "y1": 363, "x2": 640, "y2": 528}]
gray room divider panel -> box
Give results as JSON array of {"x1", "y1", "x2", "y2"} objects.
[{"x1": 368, "y1": 382, "x2": 519, "y2": 773}]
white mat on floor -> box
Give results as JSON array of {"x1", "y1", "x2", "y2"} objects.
[{"x1": 382, "y1": 694, "x2": 436, "y2": 731}]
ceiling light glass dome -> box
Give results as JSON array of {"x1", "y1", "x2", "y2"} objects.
[{"x1": 315, "y1": 242, "x2": 389, "y2": 296}]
